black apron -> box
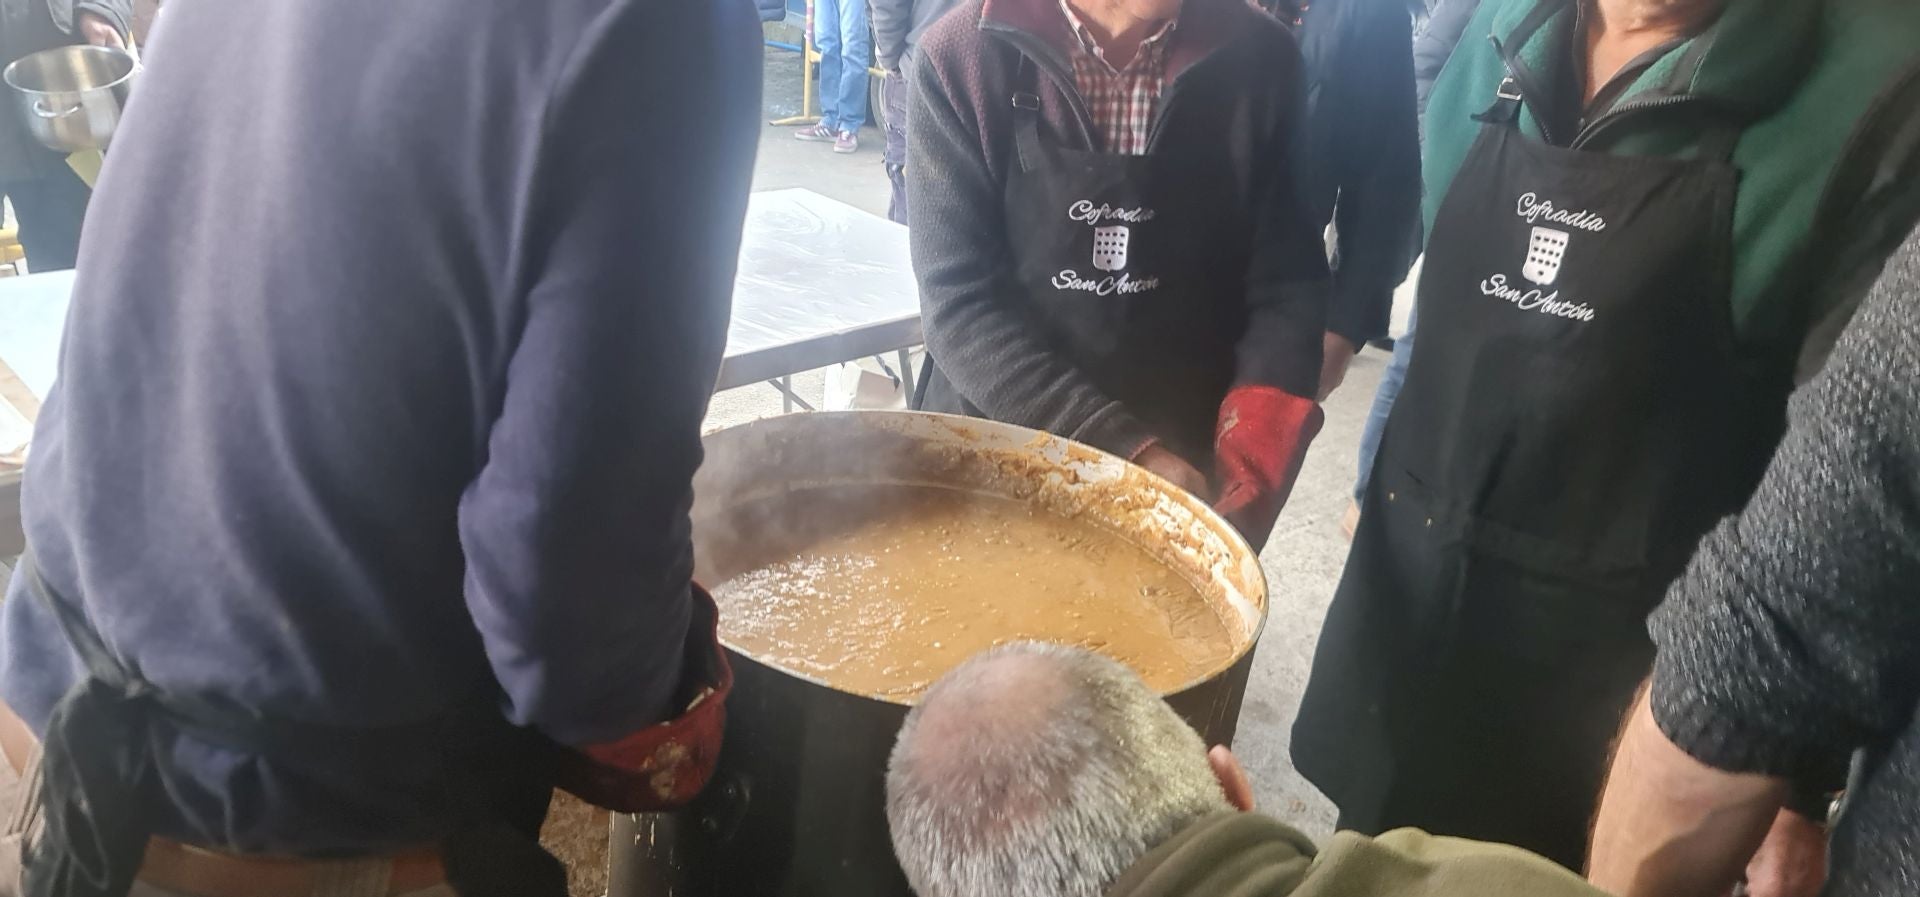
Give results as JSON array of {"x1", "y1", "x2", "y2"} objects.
[
  {"x1": 1291, "y1": 75, "x2": 1773, "y2": 868},
  {"x1": 917, "y1": 60, "x2": 1252, "y2": 465},
  {"x1": 12, "y1": 554, "x2": 567, "y2": 897}
]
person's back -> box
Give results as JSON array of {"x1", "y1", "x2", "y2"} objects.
[{"x1": 1, "y1": 0, "x2": 760, "y2": 855}]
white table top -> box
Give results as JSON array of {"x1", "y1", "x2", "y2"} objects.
[
  {"x1": 0, "y1": 268, "x2": 72, "y2": 404},
  {"x1": 719, "y1": 188, "x2": 922, "y2": 389},
  {"x1": 0, "y1": 187, "x2": 921, "y2": 405}
]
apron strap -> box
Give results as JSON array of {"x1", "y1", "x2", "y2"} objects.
[
  {"x1": 1472, "y1": 0, "x2": 1557, "y2": 128},
  {"x1": 17, "y1": 552, "x2": 155, "y2": 897},
  {"x1": 21, "y1": 558, "x2": 138, "y2": 695},
  {"x1": 1475, "y1": 76, "x2": 1527, "y2": 126},
  {"x1": 1010, "y1": 56, "x2": 1047, "y2": 171},
  {"x1": 12, "y1": 554, "x2": 564, "y2": 897}
]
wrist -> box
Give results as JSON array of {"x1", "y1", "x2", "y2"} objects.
[
  {"x1": 1325, "y1": 281, "x2": 1394, "y2": 345},
  {"x1": 1323, "y1": 331, "x2": 1361, "y2": 355},
  {"x1": 1785, "y1": 783, "x2": 1838, "y2": 823},
  {"x1": 559, "y1": 585, "x2": 733, "y2": 812}
]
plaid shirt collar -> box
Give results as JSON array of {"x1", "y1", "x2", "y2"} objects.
[
  {"x1": 1056, "y1": 0, "x2": 1178, "y2": 76},
  {"x1": 1055, "y1": 1, "x2": 1178, "y2": 154}
]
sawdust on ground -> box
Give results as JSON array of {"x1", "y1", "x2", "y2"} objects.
[{"x1": 542, "y1": 791, "x2": 611, "y2": 897}]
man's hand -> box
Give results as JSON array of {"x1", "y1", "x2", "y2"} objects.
[
  {"x1": 1136, "y1": 444, "x2": 1210, "y2": 499},
  {"x1": 76, "y1": 12, "x2": 125, "y2": 49},
  {"x1": 1317, "y1": 332, "x2": 1360, "y2": 401},
  {"x1": 1740, "y1": 809, "x2": 1827, "y2": 897}
]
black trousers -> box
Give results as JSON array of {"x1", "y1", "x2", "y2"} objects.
[{"x1": 3, "y1": 165, "x2": 92, "y2": 273}]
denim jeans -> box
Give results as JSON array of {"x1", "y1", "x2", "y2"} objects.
[
  {"x1": 1354, "y1": 303, "x2": 1416, "y2": 502},
  {"x1": 813, "y1": 0, "x2": 871, "y2": 133}
]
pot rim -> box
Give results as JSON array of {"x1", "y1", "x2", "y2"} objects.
[
  {"x1": 3, "y1": 44, "x2": 138, "y2": 98},
  {"x1": 701, "y1": 410, "x2": 1272, "y2": 708}
]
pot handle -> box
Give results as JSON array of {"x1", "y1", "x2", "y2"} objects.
[{"x1": 31, "y1": 99, "x2": 82, "y2": 119}]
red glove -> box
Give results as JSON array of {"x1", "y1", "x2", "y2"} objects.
[
  {"x1": 1214, "y1": 386, "x2": 1325, "y2": 546},
  {"x1": 553, "y1": 585, "x2": 734, "y2": 813}
]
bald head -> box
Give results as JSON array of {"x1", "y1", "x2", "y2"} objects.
[{"x1": 885, "y1": 643, "x2": 1233, "y2": 897}]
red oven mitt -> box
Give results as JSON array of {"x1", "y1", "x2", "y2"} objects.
[
  {"x1": 1214, "y1": 385, "x2": 1325, "y2": 549},
  {"x1": 552, "y1": 585, "x2": 734, "y2": 813}
]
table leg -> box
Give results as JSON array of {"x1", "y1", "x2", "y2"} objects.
[
  {"x1": 769, "y1": 375, "x2": 815, "y2": 413},
  {"x1": 895, "y1": 349, "x2": 914, "y2": 397}
]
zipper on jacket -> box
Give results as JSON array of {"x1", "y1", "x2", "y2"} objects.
[
  {"x1": 1142, "y1": 47, "x2": 1244, "y2": 153},
  {"x1": 1144, "y1": 74, "x2": 1192, "y2": 153},
  {"x1": 1570, "y1": 95, "x2": 1708, "y2": 149},
  {"x1": 1491, "y1": 31, "x2": 1722, "y2": 152}
]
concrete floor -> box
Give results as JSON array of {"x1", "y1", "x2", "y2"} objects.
[{"x1": 700, "y1": 44, "x2": 1390, "y2": 838}]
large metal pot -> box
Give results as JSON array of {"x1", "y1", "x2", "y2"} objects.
[
  {"x1": 4, "y1": 45, "x2": 137, "y2": 153},
  {"x1": 610, "y1": 411, "x2": 1270, "y2": 897}
]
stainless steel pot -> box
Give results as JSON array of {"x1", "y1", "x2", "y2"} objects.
[
  {"x1": 610, "y1": 411, "x2": 1270, "y2": 897},
  {"x1": 4, "y1": 45, "x2": 137, "y2": 153}
]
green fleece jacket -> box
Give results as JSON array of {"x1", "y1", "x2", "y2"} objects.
[
  {"x1": 1107, "y1": 813, "x2": 1604, "y2": 897},
  {"x1": 1420, "y1": 0, "x2": 1920, "y2": 379}
]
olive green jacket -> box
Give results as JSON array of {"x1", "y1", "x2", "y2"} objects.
[
  {"x1": 1419, "y1": 0, "x2": 1920, "y2": 380},
  {"x1": 1107, "y1": 813, "x2": 1604, "y2": 897}
]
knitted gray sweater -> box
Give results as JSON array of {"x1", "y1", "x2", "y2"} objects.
[{"x1": 1648, "y1": 224, "x2": 1920, "y2": 897}]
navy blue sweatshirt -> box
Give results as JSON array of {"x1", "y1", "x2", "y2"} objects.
[
  {"x1": 0, "y1": 0, "x2": 760, "y2": 853},
  {"x1": 1276, "y1": 0, "x2": 1420, "y2": 344}
]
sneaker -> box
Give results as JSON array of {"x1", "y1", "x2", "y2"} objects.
[
  {"x1": 795, "y1": 123, "x2": 837, "y2": 142},
  {"x1": 834, "y1": 130, "x2": 860, "y2": 154}
]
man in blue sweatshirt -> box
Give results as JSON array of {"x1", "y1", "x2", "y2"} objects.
[{"x1": 0, "y1": 0, "x2": 761, "y2": 894}]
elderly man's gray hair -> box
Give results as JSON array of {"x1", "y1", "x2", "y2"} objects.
[{"x1": 885, "y1": 642, "x2": 1231, "y2": 897}]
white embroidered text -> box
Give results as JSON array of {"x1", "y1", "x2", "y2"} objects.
[
  {"x1": 1515, "y1": 193, "x2": 1607, "y2": 232},
  {"x1": 1053, "y1": 269, "x2": 1162, "y2": 296},
  {"x1": 1481, "y1": 274, "x2": 1596, "y2": 322},
  {"x1": 1068, "y1": 200, "x2": 1157, "y2": 225}
]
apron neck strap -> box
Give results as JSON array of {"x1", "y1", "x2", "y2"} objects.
[
  {"x1": 1010, "y1": 53, "x2": 1042, "y2": 109},
  {"x1": 21, "y1": 553, "x2": 139, "y2": 692},
  {"x1": 1011, "y1": 55, "x2": 1047, "y2": 169},
  {"x1": 1475, "y1": 76, "x2": 1527, "y2": 127}
]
